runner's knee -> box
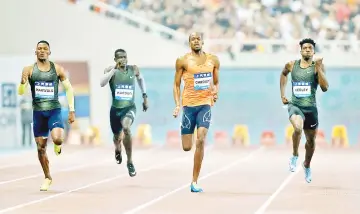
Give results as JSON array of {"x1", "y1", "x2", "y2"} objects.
[
  {"x1": 305, "y1": 139, "x2": 315, "y2": 149},
  {"x1": 293, "y1": 126, "x2": 302, "y2": 135},
  {"x1": 289, "y1": 105, "x2": 304, "y2": 134},
  {"x1": 183, "y1": 146, "x2": 191, "y2": 151},
  {"x1": 291, "y1": 116, "x2": 303, "y2": 134},
  {"x1": 196, "y1": 137, "x2": 205, "y2": 149},
  {"x1": 182, "y1": 139, "x2": 192, "y2": 151},
  {"x1": 122, "y1": 117, "x2": 133, "y2": 128},
  {"x1": 181, "y1": 135, "x2": 193, "y2": 151},
  {"x1": 113, "y1": 134, "x2": 120, "y2": 142},
  {"x1": 36, "y1": 141, "x2": 46, "y2": 153},
  {"x1": 196, "y1": 126, "x2": 208, "y2": 148},
  {"x1": 52, "y1": 137, "x2": 63, "y2": 146},
  {"x1": 123, "y1": 127, "x2": 131, "y2": 136}
]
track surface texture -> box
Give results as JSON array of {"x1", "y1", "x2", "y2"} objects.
[{"x1": 0, "y1": 144, "x2": 359, "y2": 214}]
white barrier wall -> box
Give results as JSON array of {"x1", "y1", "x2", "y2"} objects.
[{"x1": 0, "y1": 57, "x2": 35, "y2": 148}]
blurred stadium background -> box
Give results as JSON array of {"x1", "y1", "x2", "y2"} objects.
[{"x1": 0, "y1": 0, "x2": 359, "y2": 152}]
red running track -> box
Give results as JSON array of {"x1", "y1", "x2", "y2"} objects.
[{"x1": 0, "y1": 144, "x2": 359, "y2": 214}]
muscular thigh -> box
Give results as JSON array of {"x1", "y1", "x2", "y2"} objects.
[
  {"x1": 47, "y1": 109, "x2": 64, "y2": 130},
  {"x1": 304, "y1": 129, "x2": 317, "y2": 141},
  {"x1": 196, "y1": 104, "x2": 211, "y2": 129},
  {"x1": 33, "y1": 110, "x2": 50, "y2": 138},
  {"x1": 180, "y1": 106, "x2": 198, "y2": 135},
  {"x1": 110, "y1": 105, "x2": 136, "y2": 135},
  {"x1": 194, "y1": 105, "x2": 211, "y2": 147},
  {"x1": 110, "y1": 107, "x2": 122, "y2": 135},
  {"x1": 181, "y1": 134, "x2": 193, "y2": 149},
  {"x1": 303, "y1": 107, "x2": 318, "y2": 130},
  {"x1": 120, "y1": 105, "x2": 136, "y2": 127},
  {"x1": 180, "y1": 106, "x2": 200, "y2": 149},
  {"x1": 288, "y1": 104, "x2": 305, "y2": 121}
]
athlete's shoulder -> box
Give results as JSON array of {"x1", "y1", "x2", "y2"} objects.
[
  {"x1": 51, "y1": 62, "x2": 65, "y2": 73},
  {"x1": 22, "y1": 65, "x2": 33, "y2": 72},
  {"x1": 207, "y1": 53, "x2": 219, "y2": 63},
  {"x1": 285, "y1": 60, "x2": 296, "y2": 70},
  {"x1": 53, "y1": 62, "x2": 64, "y2": 70},
  {"x1": 206, "y1": 52, "x2": 217, "y2": 58},
  {"x1": 286, "y1": 60, "x2": 296, "y2": 65},
  {"x1": 52, "y1": 63, "x2": 67, "y2": 76},
  {"x1": 177, "y1": 53, "x2": 189, "y2": 61},
  {"x1": 128, "y1": 64, "x2": 138, "y2": 69},
  {"x1": 175, "y1": 54, "x2": 188, "y2": 68},
  {"x1": 128, "y1": 65, "x2": 140, "y2": 75}
]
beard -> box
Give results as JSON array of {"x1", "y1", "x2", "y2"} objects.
[
  {"x1": 303, "y1": 55, "x2": 312, "y2": 61},
  {"x1": 192, "y1": 45, "x2": 202, "y2": 53},
  {"x1": 38, "y1": 58, "x2": 47, "y2": 63}
]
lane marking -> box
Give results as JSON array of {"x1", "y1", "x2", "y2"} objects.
[
  {"x1": 0, "y1": 148, "x2": 158, "y2": 185},
  {"x1": 254, "y1": 165, "x2": 301, "y2": 214},
  {"x1": 0, "y1": 146, "x2": 213, "y2": 213},
  {"x1": 122, "y1": 147, "x2": 265, "y2": 214}
]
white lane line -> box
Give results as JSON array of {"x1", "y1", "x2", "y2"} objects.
[
  {"x1": 254, "y1": 165, "x2": 301, "y2": 214},
  {"x1": 0, "y1": 148, "x2": 158, "y2": 185},
  {"x1": 122, "y1": 146, "x2": 265, "y2": 214},
  {"x1": 0, "y1": 147, "x2": 100, "y2": 169},
  {"x1": 0, "y1": 146, "x2": 213, "y2": 213}
]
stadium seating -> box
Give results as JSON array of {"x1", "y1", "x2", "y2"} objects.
[{"x1": 77, "y1": 0, "x2": 360, "y2": 55}]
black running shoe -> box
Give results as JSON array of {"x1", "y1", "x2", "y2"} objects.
[
  {"x1": 115, "y1": 150, "x2": 122, "y2": 164},
  {"x1": 127, "y1": 162, "x2": 137, "y2": 177}
]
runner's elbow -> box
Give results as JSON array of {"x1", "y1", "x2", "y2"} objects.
[
  {"x1": 100, "y1": 80, "x2": 107, "y2": 87},
  {"x1": 321, "y1": 85, "x2": 328, "y2": 92}
]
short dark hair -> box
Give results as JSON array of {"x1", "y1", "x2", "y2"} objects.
[
  {"x1": 299, "y1": 38, "x2": 316, "y2": 49},
  {"x1": 114, "y1": 49, "x2": 126, "y2": 57},
  {"x1": 37, "y1": 40, "x2": 50, "y2": 48}
]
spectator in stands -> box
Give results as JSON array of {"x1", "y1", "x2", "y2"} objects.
[{"x1": 95, "y1": 0, "x2": 360, "y2": 54}]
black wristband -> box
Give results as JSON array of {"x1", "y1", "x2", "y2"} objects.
[{"x1": 142, "y1": 93, "x2": 148, "y2": 98}]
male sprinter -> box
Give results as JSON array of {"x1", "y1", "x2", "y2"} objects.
[
  {"x1": 173, "y1": 32, "x2": 220, "y2": 192},
  {"x1": 280, "y1": 38, "x2": 329, "y2": 183},
  {"x1": 100, "y1": 49, "x2": 148, "y2": 177},
  {"x1": 18, "y1": 40, "x2": 76, "y2": 191}
]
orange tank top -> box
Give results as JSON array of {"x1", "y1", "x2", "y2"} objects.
[{"x1": 182, "y1": 54, "x2": 214, "y2": 107}]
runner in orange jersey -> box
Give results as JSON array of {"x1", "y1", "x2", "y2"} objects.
[{"x1": 173, "y1": 32, "x2": 220, "y2": 193}]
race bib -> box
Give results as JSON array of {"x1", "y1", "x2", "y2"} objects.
[
  {"x1": 194, "y1": 72, "x2": 212, "y2": 90},
  {"x1": 34, "y1": 81, "x2": 55, "y2": 99},
  {"x1": 115, "y1": 84, "x2": 134, "y2": 101},
  {"x1": 293, "y1": 82, "x2": 311, "y2": 98}
]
